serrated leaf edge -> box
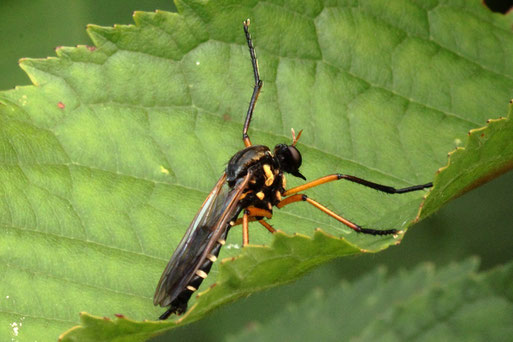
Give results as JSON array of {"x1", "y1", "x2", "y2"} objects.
[{"x1": 415, "y1": 100, "x2": 513, "y2": 222}]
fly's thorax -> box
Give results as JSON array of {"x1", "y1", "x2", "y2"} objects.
[
  {"x1": 226, "y1": 144, "x2": 286, "y2": 216},
  {"x1": 239, "y1": 164, "x2": 285, "y2": 212},
  {"x1": 226, "y1": 145, "x2": 272, "y2": 186}
]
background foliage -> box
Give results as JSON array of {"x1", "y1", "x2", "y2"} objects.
[{"x1": 0, "y1": 1, "x2": 512, "y2": 341}]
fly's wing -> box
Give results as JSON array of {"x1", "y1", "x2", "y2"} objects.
[{"x1": 153, "y1": 172, "x2": 251, "y2": 307}]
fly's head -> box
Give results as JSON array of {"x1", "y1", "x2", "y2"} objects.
[{"x1": 273, "y1": 128, "x2": 305, "y2": 180}]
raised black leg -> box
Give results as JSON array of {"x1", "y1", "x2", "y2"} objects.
[{"x1": 242, "y1": 19, "x2": 263, "y2": 147}]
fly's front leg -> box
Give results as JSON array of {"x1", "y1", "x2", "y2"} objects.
[
  {"x1": 283, "y1": 174, "x2": 432, "y2": 197},
  {"x1": 277, "y1": 194, "x2": 399, "y2": 236}
]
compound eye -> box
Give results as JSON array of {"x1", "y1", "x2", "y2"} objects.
[{"x1": 287, "y1": 145, "x2": 302, "y2": 168}]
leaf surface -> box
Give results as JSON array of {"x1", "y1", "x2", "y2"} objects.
[{"x1": 0, "y1": 0, "x2": 512, "y2": 341}]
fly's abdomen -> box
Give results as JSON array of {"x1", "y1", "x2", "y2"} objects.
[{"x1": 160, "y1": 229, "x2": 228, "y2": 319}]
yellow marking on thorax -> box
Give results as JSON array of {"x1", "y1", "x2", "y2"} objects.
[
  {"x1": 239, "y1": 190, "x2": 252, "y2": 200},
  {"x1": 263, "y1": 164, "x2": 274, "y2": 186},
  {"x1": 282, "y1": 174, "x2": 287, "y2": 189},
  {"x1": 256, "y1": 191, "x2": 265, "y2": 200},
  {"x1": 275, "y1": 191, "x2": 282, "y2": 201}
]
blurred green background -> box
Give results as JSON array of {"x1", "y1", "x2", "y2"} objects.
[{"x1": 1, "y1": 1, "x2": 511, "y2": 341}]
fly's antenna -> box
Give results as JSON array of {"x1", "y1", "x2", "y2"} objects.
[{"x1": 291, "y1": 128, "x2": 303, "y2": 146}]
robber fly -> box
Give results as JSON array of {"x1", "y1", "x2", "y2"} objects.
[{"x1": 153, "y1": 19, "x2": 433, "y2": 320}]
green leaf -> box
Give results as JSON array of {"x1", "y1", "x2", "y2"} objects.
[
  {"x1": 0, "y1": 0, "x2": 512, "y2": 341},
  {"x1": 227, "y1": 258, "x2": 513, "y2": 342},
  {"x1": 420, "y1": 102, "x2": 513, "y2": 219}
]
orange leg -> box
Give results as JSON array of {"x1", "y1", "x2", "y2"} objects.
[
  {"x1": 258, "y1": 220, "x2": 276, "y2": 233},
  {"x1": 283, "y1": 174, "x2": 432, "y2": 197},
  {"x1": 243, "y1": 136, "x2": 252, "y2": 148},
  {"x1": 231, "y1": 216, "x2": 256, "y2": 226},
  {"x1": 277, "y1": 194, "x2": 399, "y2": 236},
  {"x1": 231, "y1": 217, "x2": 276, "y2": 234},
  {"x1": 232, "y1": 206, "x2": 274, "y2": 246},
  {"x1": 242, "y1": 211, "x2": 250, "y2": 246},
  {"x1": 245, "y1": 206, "x2": 272, "y2": 219}
]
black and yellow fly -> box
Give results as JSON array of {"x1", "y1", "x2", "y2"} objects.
[{"x1": 153, "y1": 19, "x2": 433, "y2": 320}]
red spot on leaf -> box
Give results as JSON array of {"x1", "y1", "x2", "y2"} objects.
[
  {"x1": 87, "y1": 46, "x2": 96, "y2": 51},
  {"x1": 57, "y1": 102, "x2": 65, "y2": 109},
  {"x1": 114, "y1": 314, "x2": 125, "y2": 318}
]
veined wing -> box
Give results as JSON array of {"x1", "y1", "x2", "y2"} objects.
[{"x1": 154, "y1": 172, "x2": 251, "y2": 307}]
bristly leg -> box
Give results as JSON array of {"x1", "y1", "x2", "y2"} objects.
[{"x1": 242, "y1": 19, "x2": 263, "y2": 147}]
